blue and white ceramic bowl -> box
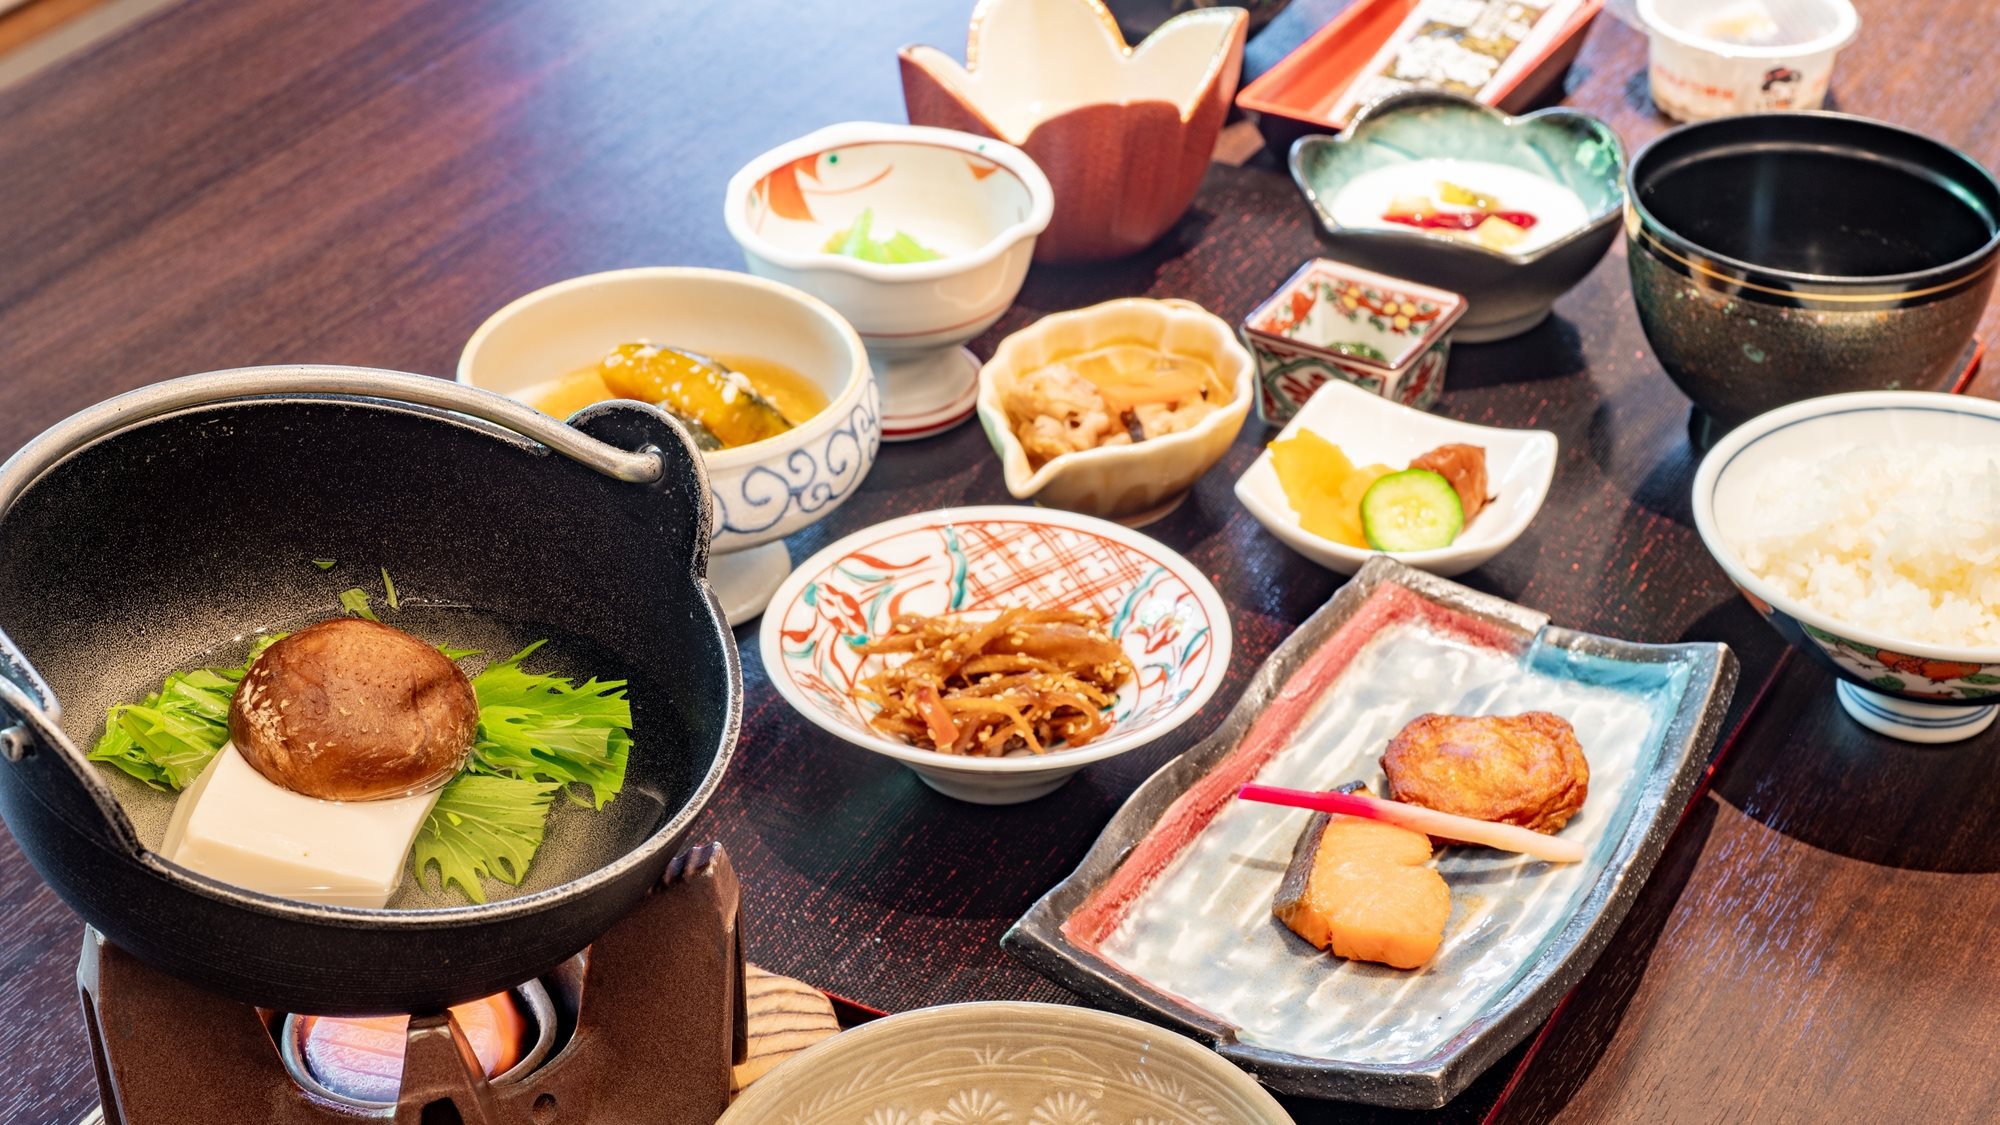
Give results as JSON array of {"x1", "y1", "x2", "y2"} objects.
[
  {"x1": 1693, "y1": 391, "x2": 2000, "y2": 743},
  {"x1": 459, "y1": 267, "x2": 879, "y2": 625}
]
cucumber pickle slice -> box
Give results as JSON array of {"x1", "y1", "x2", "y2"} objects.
[{"x1": 1360, "y1": 468, "x2": 1465, "y2": 552}]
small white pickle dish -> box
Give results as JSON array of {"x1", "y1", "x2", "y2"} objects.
[{"x1": 1235, "y1": 379, "x2": 1557, "y2": 578}]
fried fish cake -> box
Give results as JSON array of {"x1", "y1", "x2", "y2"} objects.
[{"x1": 1380, "y1": 712, "x2": 1588, "y2": 835}]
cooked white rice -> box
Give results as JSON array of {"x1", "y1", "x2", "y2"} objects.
[{"x1": 1731, "y1": 443, "x2": 2000, "y2": 648}]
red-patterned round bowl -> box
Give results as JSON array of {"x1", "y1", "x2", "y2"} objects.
[
  {"x1": 759, "y1": 506, "x2": 1231, "y2": 803},
  {"x1": 1693, "y1": 391, "x2": 2000, "y2": 743}
]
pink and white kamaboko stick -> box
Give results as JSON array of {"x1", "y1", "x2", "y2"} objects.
[{"x1": 1238, "y1": 783, "x2": 1586, "y2": 864}]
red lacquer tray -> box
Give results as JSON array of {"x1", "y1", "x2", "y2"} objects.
[{"x1": 1238, "y1": 0, "x2": 1606, "y2": 153}]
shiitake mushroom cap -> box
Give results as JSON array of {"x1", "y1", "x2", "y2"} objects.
[{"x1": 229, "y1": 618, "x2": 478, "y2": 801}]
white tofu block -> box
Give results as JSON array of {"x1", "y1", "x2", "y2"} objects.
[{"x1": 161, "y1": 742, "x2": 440, "y2": 908}]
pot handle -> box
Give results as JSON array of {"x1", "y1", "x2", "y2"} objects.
[
  {"x1": 0, "y1": 626, "x2": 145, "y2": 858},
  {"x1": 0, "y1": 673, "x2": 44, "y2": 765},
  {"x1": 0, "y1": 697, "x2": 33, "y2": 765},
  {"x1": 0, "y1": 367, "x2": 665, "y2": 494},
  {"x1": 0, "y1": 624, "x2": 58, "y2": 762}
]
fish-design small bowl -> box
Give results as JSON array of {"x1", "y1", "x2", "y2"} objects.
[
  {"x1": 976, "y1": 297, "x2": 1254, "y2": 526},
  {"x1": 901, "y1": 0, "x2": 1247, "y2": 263},
  {"x1": 1692, "y1": 391, "x2": 2000, "y2": 743},
  {"x1": 725, "y1": 121, "x2": 1053, "y2": 442},
  {"x1": 1628, "y1": 111, "x2": 2000, "y2": 446},
  {"x1": 1290, "y1": 90, "x2": 1625, "y2": 343}
]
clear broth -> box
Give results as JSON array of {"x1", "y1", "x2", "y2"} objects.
[{"x1": 95, "y1": 605, "x2": 672, "y2": 911}]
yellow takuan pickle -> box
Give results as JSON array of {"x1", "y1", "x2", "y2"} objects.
[{"x1": 1268, "y1": 430, "x2": 1394, "y2": 548}]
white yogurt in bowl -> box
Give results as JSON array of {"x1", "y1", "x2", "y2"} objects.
[{"x1": 1327, "y1": 158, "x2": 1591, "y2": 256}]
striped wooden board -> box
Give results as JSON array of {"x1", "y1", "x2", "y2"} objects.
[{"x1": 731, "y1": 964, "x2": 841, "y2": 1094}]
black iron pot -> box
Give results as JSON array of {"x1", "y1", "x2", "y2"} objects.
[{"x1": 0, "y1": 367, "x2": 740, "y2": 1015}]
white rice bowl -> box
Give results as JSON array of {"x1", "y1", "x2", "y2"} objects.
[{"x1": 1729, "y1": 443, "x2": 2000, "y2": 648}]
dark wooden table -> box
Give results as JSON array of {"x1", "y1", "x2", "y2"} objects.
[{"x1": 3, "y1": 1, "x2": 1999, "y2": 1122}]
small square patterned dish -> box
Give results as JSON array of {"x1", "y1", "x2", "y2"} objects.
[{"x1": 1242, "y1": 258, "x2": 1467, "y2": 424}]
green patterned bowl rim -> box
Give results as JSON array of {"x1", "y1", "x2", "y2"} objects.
[{"x1": 1288, "y1": 89, "x2": 1627, "y2": 266}]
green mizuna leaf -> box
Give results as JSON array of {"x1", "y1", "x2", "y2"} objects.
[
  {"x1": 468, "y1": 642, "x2": 632, "y2": 809},
  {"x1": 339, "y1": 587, "x2": 379, "y2": 621},
  {"x1": 382, "y1": 568, "x2": 400, "y2": 610},
  {"x1": 91, "y1": 671, "x2": 237, "y2": 789},
  {"x1": 412, "y1": 773, "x2": 559, "y2": 903},
  {"x1": 88, "y1": 636, "x2": 287, "y2": 790}
]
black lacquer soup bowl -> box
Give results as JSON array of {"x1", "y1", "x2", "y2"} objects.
[{"x1": 1627, "y1": 112, "x2": 2000, "y2": 445}]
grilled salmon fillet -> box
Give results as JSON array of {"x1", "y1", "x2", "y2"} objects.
[{"x1": 1273, "y1": 787, "x2": 1450, "y2": 970}]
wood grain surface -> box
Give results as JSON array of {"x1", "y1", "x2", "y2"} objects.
[
  {"x1": 732, "y1": 965, "x2": 840, "y2": 1094},
  {"x1": 0, "y1": 1, "x2": 1996, "y2": 1123}
]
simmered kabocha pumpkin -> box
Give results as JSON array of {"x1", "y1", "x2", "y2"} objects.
[{"x1": 595, "y1": 342, "x2": 794, "y2": 449}]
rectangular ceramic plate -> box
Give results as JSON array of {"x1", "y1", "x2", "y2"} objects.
[{"x1": 1004, "y1": 558, "x2": 1736, "y2": 1108}]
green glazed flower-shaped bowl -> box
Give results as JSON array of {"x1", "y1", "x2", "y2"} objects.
[{"x1": 1289, "y1": 90, "x2": 1625, "y2": 343}]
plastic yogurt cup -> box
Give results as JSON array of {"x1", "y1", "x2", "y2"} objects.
[{"x1": 1636, "y1": 0, "x2": 1859, "y2": 122}]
